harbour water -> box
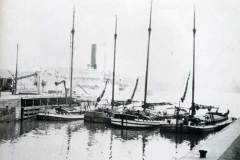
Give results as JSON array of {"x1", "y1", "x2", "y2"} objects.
[
  {"x1": 0, "y1": 120, "x2": 209, "y2": 160},
  {"x1": 0, "y1": 91, "x2": 240, "y2": 160}
]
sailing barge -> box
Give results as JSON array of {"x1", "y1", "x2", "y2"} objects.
[
  {"x1": 84, "y1": 16, "x2": 119, "y2": 124},
  {"x1": 84, "y1": 16, "x2": 140, "y2": 125},
  {"x1": 110, "y1": 7, "x2": 235, "y2": 132},
  {"x1": 158, "y1": 10, "x2": 234, "y2": 133},
  {"x1": 180, "y1": 10, "x2": 233, "y2": 133},
  {"x1": 37, "y1": 8, "x2": 84, "y2": 121},
  {"x1": 109, "y1": 1, "x2": 165, "y2": 129}
]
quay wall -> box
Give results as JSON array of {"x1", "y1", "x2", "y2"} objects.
[
  {"x1": 0, "y1": 98, "x2": 21, "y2": 122},
  {"x1": 0, "y1": 95, "x2": 99, "y2": 122},
  {"x1": 0, "y1": 96, "x2": 67, "y2": 121},
  {"x1": 179, "y1": 118, "x2": 240, "y2": 160}
]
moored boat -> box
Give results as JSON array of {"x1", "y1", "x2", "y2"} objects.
[
  {"x1": 158, "y1": 109, "x2": 234, "y2": 134},
  {"x1": 37, "y1": 9, "x2": 85, "y2": 121},
  {"x1": 83, "y1": 79, "x2": 111, "y2": 123},
  {"x1": 84, "y1": 16, "x2": 142, "y2": 125},
  {"x1": 184, "y1": 10, "x2": 234, "y2": 133},
  {"x1": 158, "y1": 10, "x2": 234, "y2": 134},
  {"x1": 109, "y1": 2, "x2": 167, "y2": 129}
]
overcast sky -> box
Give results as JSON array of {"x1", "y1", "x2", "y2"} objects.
[{"x1": 1, "y1": 0, "x2": 240, "y2": 92}]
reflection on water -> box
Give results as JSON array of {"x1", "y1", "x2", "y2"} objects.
[
  {"x1": 159, "y1": 131, "x2": 208, "y2": 150},
  {"x1": 0, "y1": 120, "x2": 39, "y2": 141},
  {"x1": 0, "y1": 120, "x2": 210, "y2": 160}
]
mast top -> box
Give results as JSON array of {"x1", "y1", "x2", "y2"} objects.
[
  {"x1": 114, "y1": 15, "x2": 118, "y2": 38},
  {"x1": 148, "y1": 0, "x2": 153, "y2": 32},
  {"x1": 193, "y1": 8, "x2": 196, "y2": 34},
  {"x1": 71, "y1": 7, "x2": 75, "y2": 35}
]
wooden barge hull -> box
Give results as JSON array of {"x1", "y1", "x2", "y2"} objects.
[
  {"x1": 184, "y1": 119, "x2": 233, "y2": 133},
  {"x1": 159, "y1": 118, "x2": 233, "y2": 134},
  {"x1": 84, "y1": 111, "x2": 110, "y2": 123},
  {"x1": 37, "y1": 113, "x2": 84, "y2": 121},
  {"x1": 110, "y1": 118, "x2": 163, "y2": 129}
]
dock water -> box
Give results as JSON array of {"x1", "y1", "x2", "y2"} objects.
[{"x1": 179, "y1": 118, "x2": 240, "y2": 160}]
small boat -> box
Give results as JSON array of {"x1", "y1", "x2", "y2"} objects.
[{"x1": 37, "y1": 104, "x2": 85, "y2": 121}]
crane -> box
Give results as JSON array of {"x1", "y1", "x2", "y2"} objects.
[
  {"x1": 55, "y1": 80, "x2": 67, "y2": 104},
  {"x1": 17, "y1": 72, "x2": 38, "y2": 80},
  {"x1": 11, "y1": 72, "x2": 40, "y2": 94}
]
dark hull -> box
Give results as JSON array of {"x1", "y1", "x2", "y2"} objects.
[
  {"x1": 84, "y1": 111, "x2": 110, "y2": 124},
  {"x1": 159, "y1": 118, "x2": 233, "y2": 134}
]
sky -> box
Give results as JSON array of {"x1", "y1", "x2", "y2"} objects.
[{"x1": 1, "y1": 0, "x2": 240, "y2": 93}]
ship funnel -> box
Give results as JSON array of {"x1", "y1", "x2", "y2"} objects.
[{"x1": 91, "y1": 44, "x2": 97, "y2": 69}]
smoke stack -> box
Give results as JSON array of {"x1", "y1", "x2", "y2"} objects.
[{"x1": 91, "y1": 44, "x2": 97, "y2": 69}]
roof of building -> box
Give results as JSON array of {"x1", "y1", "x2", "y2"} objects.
[{"x1": 0, "y1": 70, "x2": 13, "y2": 79}]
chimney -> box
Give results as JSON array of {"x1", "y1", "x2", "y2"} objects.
[{"x1": 91, "y1": 44, "x2": 97, "y2": 69}]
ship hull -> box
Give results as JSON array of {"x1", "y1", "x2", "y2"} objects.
[
  {"x1": 84, "y1": 111, "x2": 110, "y2": 123},
  {"x1": 37, "y1": 113, "x2": 84, "y2": 121}
]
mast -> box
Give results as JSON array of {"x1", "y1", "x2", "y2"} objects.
[
  {"x1": 143, "y1": 0, "x2": 153, "y2": 109},
  {"x1": 191, "y1": 9, "x2": 196, "y2": 116},
  {"x1": 111, "y1": 15, "x2": 118, "y2": 109},
  {"x1": 69, "y1": 7, "x2": 75, "y2": 107},
  {"x1": 14, "y1": 44, "x2": 19, "y2": 95}
]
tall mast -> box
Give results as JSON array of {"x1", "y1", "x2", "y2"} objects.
[
  {"x1": 14, "y1": 43, "x2": 19, "y2": 95},
  {"x1": 69, "y1": 7, "x2": 75, "y2": 107},
  {"x1": 143, "y1": 0, "x2": 153, "y2": 109},
  {"x1": 191, "y1": 9, "x2": 196, "y2": 116},
  {"x1": 111, "y1": 15, "x2": 118, "y2": 109}
]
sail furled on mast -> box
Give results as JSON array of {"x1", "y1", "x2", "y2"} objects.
[
  {"x1": 130, "y1": 78, "x2": 139, "y2": 101},
  {"x1": 126, "y1": 78, "x2": 139, "y2": 105},
  {"x1": 181, "y1": 73, "x2": 190, "y2": 103},
  {"x1": 95, "y1": 80, "x2": 109, "y2": 107}
]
